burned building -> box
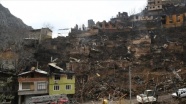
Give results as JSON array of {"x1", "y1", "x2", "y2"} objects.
[
  {"x1": 110, "y1": 12, "x2": 129, "y2": 23},
  {"x1": 161, "y1": 13, "x2": 186, "y2": 28},
  {"x1": 88, "y1": 19, "x2": 95, "y2": 28},
  {"x1": 21, "y1": 2, "x2": 186, "y2": 103},
  {"x1": 147, "y1": 0, "x2": 163, "y2": 11},
  {"x1": 160, "y1": 1, "x2": 186, "y2": 27},
  {"x1": 96, "y1": 20, "x2": 131, "y2": 33}
]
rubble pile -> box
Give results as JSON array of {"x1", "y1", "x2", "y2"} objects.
[{"x1": 34, "y1": 26, "x2": 186, "y2": 102}]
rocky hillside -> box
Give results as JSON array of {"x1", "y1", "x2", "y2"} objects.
[
  {"x1": 0, "y1": 3, "x2": 32, "y2": 50},
  {"x1": 0, "y1": 4, "x2": 31, "y2": 29},
  {"x1": 1, "y1": 1, "x2": 184, "y2": 103},
  {"x1": 34, "y1": 27, "x2": 186, "y2": 102}
]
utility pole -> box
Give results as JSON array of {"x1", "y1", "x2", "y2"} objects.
[{"x1": 129, "y1": 66, "x2": 131, "y2": 104}]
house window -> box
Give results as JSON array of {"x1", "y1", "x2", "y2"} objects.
[
  {"x1": 22, "y1": 82, "x2": 32, "y2": 90},
  {"x1": 169, "y1": 15, "x2": 173, "y2": 23},
  {"x1": 54, "y1": 85, "x2": 60, "y2": 91},
  {"x1": 177, "y1": 15, "x2": 180, "y2": 22},
  {"x1": 37, "y1": 82, "x2": 46, "y2": 90},
  {"x1": 66, "y1": 85, "x2": 71, "y2": 90},
  {"x1": 54, "y1": 75, "x2": 60, "y2": 80}
]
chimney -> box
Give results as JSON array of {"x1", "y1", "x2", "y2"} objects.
[{"x1": 31, "y1": 67, "x2": 36, "y2": 71}]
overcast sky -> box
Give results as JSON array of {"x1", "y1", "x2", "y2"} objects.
[{"x1": 1, "y1": 0, "x2": 147, "y2": 38}]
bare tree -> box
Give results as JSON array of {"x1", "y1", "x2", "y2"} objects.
[
  {"x1": 43, "y1": 22, "x2": 54, "y2": 30},
  {"x1": 128, "y1": 8, "x2": 136, "y2": 16}
]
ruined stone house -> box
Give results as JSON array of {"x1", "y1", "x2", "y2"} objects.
[
  {"x1": 88, "y1": 19, "x2": 95, "y2": 28},
  {"x1": 110, "y1": 12, "x2": 129, "y2": 23},
  {"x1": 69, "y1": 25, "x2": 98, "y2": 38},
  {"x1": 131, "y1": 14, "x2": 155, "y2": 22},
  {"x1": 96, "y1": 20, "x2": 131, "y2": 32},
  {"x1": 161, "y1": 12, "x2": 186, "y2": 28},
  {"x1": 147, "y1": 0, "x2": 163, "y2": 11}
]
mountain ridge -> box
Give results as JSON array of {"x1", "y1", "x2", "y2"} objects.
[
  {"x1": 0, "y1": 3, "x2": 32, "y2": 29},
  {"x1": 0, "y1": 3, "x2": 32, "y2": 50}
]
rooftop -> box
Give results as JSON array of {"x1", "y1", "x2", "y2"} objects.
[{"x1": 18, "y1": 69, "x2": 48, "y2": 76}]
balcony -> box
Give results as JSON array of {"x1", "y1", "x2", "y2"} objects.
[
  {"x1": 18, "y1": 79, "x2": 48, "y2": 95},
  {"x1": 18, "y1": 77, "x2": 48, "y2": 82}
]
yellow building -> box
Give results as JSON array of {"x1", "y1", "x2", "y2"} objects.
[{"x1": 48, "y1": 63, "x2": 75, "y2": 95}]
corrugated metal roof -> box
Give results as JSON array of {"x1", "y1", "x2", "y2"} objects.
[
  {"x1": 35, "y1": 69, "x2": 48, "y2": 74},
  {"x1": 18, "y1": 69, "x2": 47, "y2": 76},
  {"x1": 48, "y1": 63, "x2": 63, "y2": 71}
]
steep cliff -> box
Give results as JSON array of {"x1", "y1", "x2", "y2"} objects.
[
  {"x1": 0, "y1": 3, "x2": 31, "y2": 29},
  {"x1": 0, "y1": 3, "x2": 32, "y2": 50}
]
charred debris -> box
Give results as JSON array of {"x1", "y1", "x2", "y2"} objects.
[
  {"x1": 36, "y1": 28, "x2": 186, "y2": 101},
  {"x1": 33, "y1": 4, "x2": 186, "y2": 102},
  {"x1": 1, "y1": 1, "x2": 186, "y2": 103}
]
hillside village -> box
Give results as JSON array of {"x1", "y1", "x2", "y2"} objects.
[{"x1": 1, "y1": 0, "x2": 186, "y2": 104}]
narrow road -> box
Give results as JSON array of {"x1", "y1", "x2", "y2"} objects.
[{"x1": 82, "y1": 93, "x2": 183, "y2": 104}]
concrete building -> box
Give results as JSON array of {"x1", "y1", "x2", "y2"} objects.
[
  {"x1": 96, "y1": 21, "x2": 131, "y2": 32},
  {"x1": 161, "y1": 13, "x2": 185, "y2": 28},
  {"x1": 29, "y1": 28, "x2": 52, "y2": 43},
  {"x1": 18, "y1": 68, "x2": 48, "y2": 104},
  {"x1": 110, "y1": 12, "x2": 129, "y2": 23},
  {"x1": 48, "y1": 63, "x2": 75, "y2": 96},
  {"x1": 88, "y1": 19, "x2": 95, "y2": 28},
  {"x1": 147, "y1": 0, "x2": 163, "y2": 11},
  {"x1": 132, "y1": 15, "x2": 154, "y2": 22}
]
